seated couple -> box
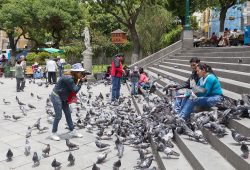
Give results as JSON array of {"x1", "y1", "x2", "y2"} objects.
[{"x1": 170, "y1": 57, "x2": 223, "y2": 120}]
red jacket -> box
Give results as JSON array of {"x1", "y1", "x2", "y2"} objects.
[{"x1": 111, "y1": 57, "x2": 123, "y2": 78}]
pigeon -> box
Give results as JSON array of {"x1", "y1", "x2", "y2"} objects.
[
  {"x1": 37, "y1": 95, "x2": 42, "y2": 100},
  {"x1": 24, "y1": 139, "x2": 31, "y2": 156},
  {"x1": 31, "y1": 93, "x2": 34, "y2": 97},
  {"x1": 66, "y1": 139, "x2": 79, "y2": 150},
  {"x1": 6, "y1": 149, "x2": 13, "y2": 161},
  {"x1": 26, "y1": 126, "x2": 32, "y2": 138},
  {"x1": 32, "y1": 118, "x2": 41, "y2": 129},
  {"x1": 163, "y1": 147, "x2": 180, "y2": 158},
  {"x1": 0, "y1": 81, "x2": 4, "y2": 84},
  {"x1": 113, "y1": 159, "x2": 121, "y2": 170},
  {"x1": 136, "y1": 157, "x2": 153, "y2": 169},
  {"x1": 96, "y1": 150, "x2": 110, "y2": 164},
  {"x1": 18, "y1": 100, "x2": 26, "y2": 106},
  {"x1": 37, "y1": 125, "x2": 49, "y2": 133},
  {"x1": 68, "y1": 152, "x2": 75, "y2": 166},
  {"x1": 231, "y1": 129, "x2": 250, "y2": 143},
  {"x1": 241, "y1": 142, "x2": 249, "y2": 159},
  {"x1": 32, "y1": 152, "x2": 40, "y2": 166},
  {"x1": 42, "y1": 144, "x2": 50, "y2": 156},
  {"x1": 20, "y1": 106, "x2": 28, "y2": 116},
  {"x1": 3, "y1": 99, "x2": 10, "y2": 105},
  {"x1": 115, "y1": 137, "x2": 124, "y2": 158},
  {"x1": 12, "y1": 115, "x2": 21, "y2": 121},
  {"x1": 92, "y1": 163, "x2": 100, "y2": 170},
  {"x1": 95, "y1": 140, "x2": 110, "y2": 149},
  {"x1": 28, "y1": 104, "x2": 36, "y2": 109},
  {"x1": 51, "y1": 158, "x2": 61, "y2": 169}
]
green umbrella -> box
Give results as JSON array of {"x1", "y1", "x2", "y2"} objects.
[{"x1": 38, "y1": 48, "x2": 64, "y2": 54}]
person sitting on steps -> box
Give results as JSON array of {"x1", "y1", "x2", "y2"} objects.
[{"x1": 178, "y1": 63, "x2": 223, "y2": 120}]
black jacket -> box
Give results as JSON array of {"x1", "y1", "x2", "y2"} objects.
[{"x1": 176, "y1": 71, "x2": 199, "y2": 90}]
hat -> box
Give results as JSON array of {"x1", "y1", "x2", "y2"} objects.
[
  {"x1": 71, "y1": 63, "x2": 86, "y2": 72},
  {"x1": 57, "y1": 56, "x2": 61, "y2": 59},
  {"x1": 34, "y1": 62, "x2": 38, "y2": 65}
]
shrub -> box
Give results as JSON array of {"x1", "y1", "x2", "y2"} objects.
[{"x1": 160, "y1": 25, "x2": 183, "y2": 47}]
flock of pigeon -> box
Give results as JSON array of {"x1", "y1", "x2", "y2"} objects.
[{"x1": 1, "y1": 77, "x2": 250, "y2": 169}]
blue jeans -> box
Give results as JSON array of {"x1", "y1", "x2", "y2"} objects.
[
  {"x1": 174, "y1": 93, "x2": 188, "y2": 114},
  {"x1": 58, "y1": 67, "x2": 63, "y2": 77},
  {"x1": 131, "y1": 82, "x2": 138, "y2": 95},
  {"x1": 179, "y1": 95, "x2": 223, "y2": 120},
  {"x1": 51, "y1": 93, "x2": 74, "y2": 133},
  {"x1": 111, "y1": 76, "x2": 121, "y2": 101}
]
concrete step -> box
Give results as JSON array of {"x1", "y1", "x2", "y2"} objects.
[
  {"x1": 161, "y1": 59, "x2": 250, "y2": 76},
  {"x1": 163, "y1": 59, "x2": 250, "y2": 84},
  {"x1": 182, "y1": 47, "x2": 250, "y2": 53},
  {"x1": 228, "y1": 118, "x2": 250, "y2": 138},
  {"x1": 202, "y1": 128, "x2": 250, "y2": 170},
  {"x1": 169, "y1": 56, "x2": 250, "y2": 64},
  {"x1": 125, "y1": 83, "x2": 193, "y2": 170},
  {"x1": 155, "y1": 64, "x2": 250, "y2": 95},
  {"x1": 175, "y1": 132, "x2": 235, "y2": 170},
  {"x1": 150, "y1": 65, "x2": 250, "y2": 94},
  {"x1": 176, "y1": 51, "x2": 250, "y2": 57},
  {"x1": 145, "y1": 67, "x2": 242, "y2": 100}
]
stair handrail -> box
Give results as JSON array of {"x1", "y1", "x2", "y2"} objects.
[{"x1": 129, "y1": 40, "x2": 182, "y2": 69}]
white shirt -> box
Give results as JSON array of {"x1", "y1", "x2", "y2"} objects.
[{"x1": 46, "y1": 60, "x2": 57, "y2": 72}]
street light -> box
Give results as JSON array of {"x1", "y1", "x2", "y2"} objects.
[{"x1": 185, "y1": 0, "x2": 190, "y2": 30}]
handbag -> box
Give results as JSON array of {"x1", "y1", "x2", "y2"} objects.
[{"x1": 67, "y1": 92, "x2": 78, "y2": 104}]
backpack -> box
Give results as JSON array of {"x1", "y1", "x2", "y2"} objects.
[{"x1": 114, "y1": 57, "x2": 120, "y2": 68}]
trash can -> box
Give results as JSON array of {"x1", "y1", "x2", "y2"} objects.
[{"x1": 244, "y1": 25, "x2": 250, "y2": 45}]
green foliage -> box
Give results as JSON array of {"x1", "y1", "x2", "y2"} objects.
[
  {"x1": 62, "y1": 42, "x2": 84, "y2": 64},
  {"x1": 137, "y1": 4, "x2": 173, "y2": 54},
  {"x1": 160, "y1": 25, "x2": 183, "y2": 47},
  {"x1": 190, "y1": 16, "x2": 199, "y2": 31},
  {"x1": 26, "y1": 51, "x2": 63, "y2": 65}
]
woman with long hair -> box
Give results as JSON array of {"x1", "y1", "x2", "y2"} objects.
[
  {"x1": 179, "y1": 63, "x2": 223, "y2": 120},
  {"x1": 50, "y1": 63, "x2": 87, "y2": 141}
]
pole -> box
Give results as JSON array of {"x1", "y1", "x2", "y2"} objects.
[{"x1": 185, "y1": 0, "x2": 190, "y2": 30}]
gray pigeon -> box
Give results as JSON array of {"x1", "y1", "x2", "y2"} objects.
[
  {"x1": 66, "y1": 139, "x2": 79, "y2": 150},
  {"x1": 113, "y1": 159, "x2": 121, "y2": 170},
  {"x1": 68, "y1": 152, "x2": 75, "y2": 166},
  {"x1": 12, "y1": 115, "x2": 21, "y2": 121},
  {"x1": 231, "y1": 129, "x2": 250, "y2": 143},
  {"x1": 3, "y1": 99, "x2": 11, "y2": 105},
  {"x1": 32, "y1": 152, "x2": 40, "y2": 166},
  {"x1": 6, "y1": 149, "x2": 13, "y2": 161},
  {"x1": 42, "y1": 144, "x2": 50, "y2": 156},
  {"x1": 241, "y1": 142, "x2": 249, "y2": 159},
  {"x1": 163, "y1": 147, "x2": 180, "y2": 158},
  {"x1": 24, "y1": 139, "x2": 31, "y2": 156},
  {"x1": 28, "y1": 104, "x2": 36, "y2": 109},
  {"x1": 95, "y1": 140, "x2": 110, "y2": 149},
  {"x1": 96, "y1": 150, "x2": 110, "y2": 164},
  {"x1": 51, "y1": 158, "x2": 61, "y2": 169},
  {"x1": 26, "y1": 126, "x2": 32, "y2": 138},
  {"x1": 92, "y1": 163, "x2": 100, "y2": 170}
]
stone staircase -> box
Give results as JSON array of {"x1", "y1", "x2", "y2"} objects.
[{"x1": 130, "y1": 45, "x2": 250, "y2": 170}]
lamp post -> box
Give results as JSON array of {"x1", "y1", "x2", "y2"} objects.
[{"x1": 185, "y1": 0, "x2": 191, "y2": 30}]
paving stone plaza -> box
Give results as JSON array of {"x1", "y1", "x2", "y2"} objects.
[{"x1": 0, "y1": 78, "x2": 160, "y2": 170}]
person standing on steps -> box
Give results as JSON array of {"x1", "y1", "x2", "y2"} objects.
[
  {"x1": 50, "y1": 63, "x2": 87, "y2": 141},
  {"x1": 111, "y1": 53, "x2": 124, "y2": 102}
]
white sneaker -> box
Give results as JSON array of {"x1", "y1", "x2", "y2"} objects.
[
  {"x1": 51, "y1": 133, "x2": 60, "y2": 141},
  {"x1": 70, "y1": 129, "x2": 83, "y2": 138}
]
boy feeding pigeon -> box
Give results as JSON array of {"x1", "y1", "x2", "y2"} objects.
[
  {"x1": 130, "y1": 66, "x2": 140, "y2": 95},
  {"x1": 50, "y1": 63, "x2": 88, "y2": 141}
]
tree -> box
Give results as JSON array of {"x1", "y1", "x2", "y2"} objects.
[
  {"x1": 87, "y1": 0, "x2": 146, "y2": 64},
  {"x1": 137, "y1": 4, "x2": 173, "y2": 55}
]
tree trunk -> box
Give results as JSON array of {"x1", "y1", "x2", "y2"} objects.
[
  {"x1": 129, "y1": 23, "x2": 140, "y2": 64},
  {"x1": 7, "y1": 32, "x2": 16, "y2": 65},
  {"x1": 219, "y1": 7, "x2": 228, "y2": 32}
]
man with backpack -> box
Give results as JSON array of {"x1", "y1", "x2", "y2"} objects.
[{"x1": 111, "y1": 53, "x2": 124, "y2": 102}]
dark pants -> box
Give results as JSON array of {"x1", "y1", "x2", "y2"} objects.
[
  {"x1": 111, "y1": 76, "x2": 121, "y2": 101},
  {"x1": 16, "y1": 78, "x2": 25, "y2": 92},
  {"x1": 48, "y1": 72, "x2": 57, "y2": 84},
  {"x1": 51, "y1": 93, "x2": 74, "y2": 133}
]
